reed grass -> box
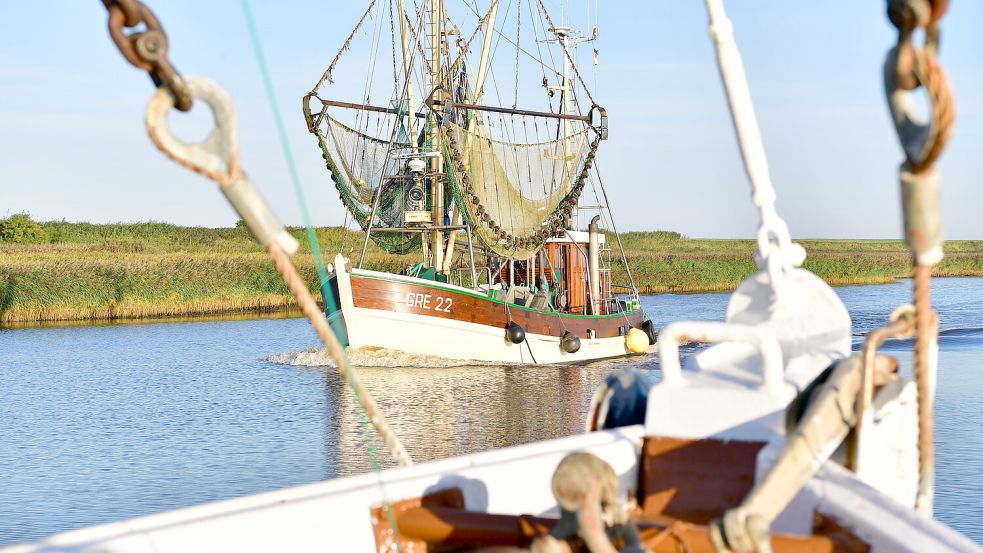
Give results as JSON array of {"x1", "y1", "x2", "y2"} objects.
[{"x1": 1, "y1": 221, "x2": 981, "y2": 324}]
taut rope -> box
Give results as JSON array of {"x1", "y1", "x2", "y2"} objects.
[{"x1": 884, "y1": 0, "x2": 954, "y2": 516}]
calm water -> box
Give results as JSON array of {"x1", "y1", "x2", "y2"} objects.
[{"x1": 1, "y1": 278, "x2": 981, "y2": 544}]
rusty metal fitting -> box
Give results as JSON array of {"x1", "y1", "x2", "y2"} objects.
[
  {"x1": 887, "y1": 0, "x2": 948, "y2": 31},
  {"x1": 886, "y1": 0, "x2": 947, "y2": 92},
  {"x1": 101, "y1": 0, "x2": 143, "y2": 27},
  {"x1": 887, "y1": 0, "x2": 931, "y2": 32},
  {"x1": 103, "y1": 0, "x2": 192, "y2": 111}
]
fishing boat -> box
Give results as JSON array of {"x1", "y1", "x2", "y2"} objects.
[
  {"x1": 302, "y1": 0, "x2": 654, "y2": 363},
  {"x1": 8, "y1": 0, "x2": 979, "y2": 551}
]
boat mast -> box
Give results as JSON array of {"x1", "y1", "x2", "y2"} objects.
[
  {"x1": 396, "y1": 0, "x2": 418, "y2": 143},
  {"x1": 430, "y1": 0, "x2": 444, "y2": 271},
  {"x1": 472, "y1": 1, "x2": 499, "y2": 102},
  {"x1": 559, "y1": 27, "x2": 571, "y2": 196},
  {"x1": 547, "y1": 24, "x2": 574, "y2": 228},
  {"x1": 441, "y1": 0, "x2": 499, "y2": 274},
  {"x1": 358, "y1": 0, "x2": 422, "y2": 269}
]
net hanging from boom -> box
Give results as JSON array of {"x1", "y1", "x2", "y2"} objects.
[
  {"x1": 441, "y1": 113, "x2": 601, "y2": 258},
  {"x1": 315, "y1": 112, "x2": 421, "y2": 254},
  {"x1": 304, "y1": 0, "x2": 607, "y2": 260}
]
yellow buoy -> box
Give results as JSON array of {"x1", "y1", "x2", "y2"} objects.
[{"x1": 625, "y1": 328, "x2": 649, "y2": 353}]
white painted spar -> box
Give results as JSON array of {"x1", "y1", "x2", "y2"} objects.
[{"x1": 333, "y1": 255, "x2": 638, "y2": 365}]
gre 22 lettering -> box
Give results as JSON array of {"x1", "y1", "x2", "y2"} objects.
[{"x1": 405, "y1": 292, "x2": 452, "y2": 313}]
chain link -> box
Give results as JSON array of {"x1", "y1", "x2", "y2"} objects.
[{"x1": 101, "y1": 0, "x2": 192, "y2": 111}]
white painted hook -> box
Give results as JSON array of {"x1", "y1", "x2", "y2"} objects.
[
  {"x1": 145, "y1": 76, "x2": 240, "y2": 185},
  {"x1": 144, "y1": 76, "x2": 297, "y2": 255}
]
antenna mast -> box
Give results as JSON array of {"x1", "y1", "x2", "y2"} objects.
[{"x1": 544, "y1": 20, "x2": 595, "y2": 229}]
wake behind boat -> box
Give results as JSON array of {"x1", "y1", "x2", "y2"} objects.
[{"x1": 304, "y1": 0, "x2": 655, "y2": 363}]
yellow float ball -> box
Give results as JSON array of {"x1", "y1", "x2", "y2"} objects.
[{"x1": 625, "y1": 327, "x2": 649, "y2": 353}]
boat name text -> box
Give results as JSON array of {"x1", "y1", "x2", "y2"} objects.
[{"x1": 406, "y1": 292, "x2": 452, "y2": 313}]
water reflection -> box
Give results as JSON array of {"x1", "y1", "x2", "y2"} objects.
[{"x1": 319, "y1": 359, "x2": 657, "y2": 475}]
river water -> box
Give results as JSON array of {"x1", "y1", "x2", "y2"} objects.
[{"x1": 1, "y1": 278, "x2": 980, "y2": 544}]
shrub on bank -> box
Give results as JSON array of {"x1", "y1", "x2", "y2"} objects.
[{"x1": 0, "y1": 213, "x2": 48, "y2": 244}]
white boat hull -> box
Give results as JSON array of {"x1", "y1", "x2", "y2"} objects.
[{"x1": 327, "y1": 256, "x2": 648, "y2": 365}]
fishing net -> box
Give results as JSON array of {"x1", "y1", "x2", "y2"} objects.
[
  {"x1": 314, "y1": 114, "x2": 420, "y2": 254},
  {"x1": 441, "y1": 116, "x2": 600, "y2": 258}
]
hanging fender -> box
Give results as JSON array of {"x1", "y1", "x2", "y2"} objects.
[
  {"x1": 642, "y1": 319, "x2": 658, "y2": 345},
  {"x1": 560, "y1": 331, "x2": 581, "y2": 354},
  {"x1": 505, "y1": 321, "x2": 526, "y2": 344}
]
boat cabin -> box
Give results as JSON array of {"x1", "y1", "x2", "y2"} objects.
[{"x1": 488, "y1": 231, "x2": 616, "y2": 316}]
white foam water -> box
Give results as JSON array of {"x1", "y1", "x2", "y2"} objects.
[{"x1": 265, "y1": 347, "x2": 504, "y2": 368}]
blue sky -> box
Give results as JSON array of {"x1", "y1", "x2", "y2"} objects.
[{"x1": 1, "y1": 1, "x2": 980, "y2": 238}]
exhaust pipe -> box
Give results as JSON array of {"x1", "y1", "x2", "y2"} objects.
[{"x1": 588, "y1": 215, "x2": 601, "y2": 315}]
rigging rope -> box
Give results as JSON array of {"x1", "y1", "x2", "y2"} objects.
[
  {"x1": 401, "y1": 6, "x2": 434, "y2": 77},
  {"x1": 102, "y1": 13, "x2": 416, "y2": 553},
  {"x1": 311, "y1": 0, "x2": 379, "y2": 93},
  {"x1": 456, "y1": 0, "x2": 561, "y2": 78},
  {"x1": 883, "y1": 0, "x2": 953, "y2": 516},
  {"x1": 588, "y1": 161, "x2": 640, "y2": 299},
  {"x1": 534, "y1": 0, "x2": 597, "y2": 107},
  {"x1": 241, "y1": 0, "x2": 412, "y2": 466},
  {"x1": 448, "y1": 0, "x2": 501, "y2": 77},
  {"x1": 513, "y1": 0, "x2": 522, "y2": 108},
  {"x1": 242, "y1": 1, "x2": 330, "y2": 287}
]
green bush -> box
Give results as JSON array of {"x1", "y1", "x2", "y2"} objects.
[{"x1": 0, "y1": 213, "x2": 48, "y2": 244}]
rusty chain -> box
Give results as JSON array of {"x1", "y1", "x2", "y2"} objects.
[{"x1": 100, "y1": 0, "x2": 193, "y2": 111}]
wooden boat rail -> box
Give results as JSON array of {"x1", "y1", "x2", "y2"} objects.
[{"x1": 370, "y1": 487, "x2": 859, "y2": 552}]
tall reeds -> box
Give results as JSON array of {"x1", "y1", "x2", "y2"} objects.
[{"x1": 1, "y1": 221, "x2": 980, "y2": 323}]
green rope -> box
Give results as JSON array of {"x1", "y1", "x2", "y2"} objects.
[
  {"x1": 240, "y1": 0, "x2": 329, "y2": 287},
  {"x1": 240, "y1": 2, "x2": 404, "y2": 548}
]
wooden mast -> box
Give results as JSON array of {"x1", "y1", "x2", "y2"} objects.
[
  {"x1": 442, "y1": 0, "x2": 500, "y2": 274},
  {"x1": 396, "y1": 0, "x2": 418, "y2": 142},
  {"x1": 430, "y1": 0, "x2": 445, "y2": 272},
  {"x1": 555, "y1": 25, "x2": 574, "y2": 227}
]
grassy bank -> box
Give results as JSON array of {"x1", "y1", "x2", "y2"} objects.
[
  {"x1": 617, "y1": 232, "x2": 983, "y2": 293},
  {"x1": 1, "y1": 220, "x2": 981, "y2": 324}
]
